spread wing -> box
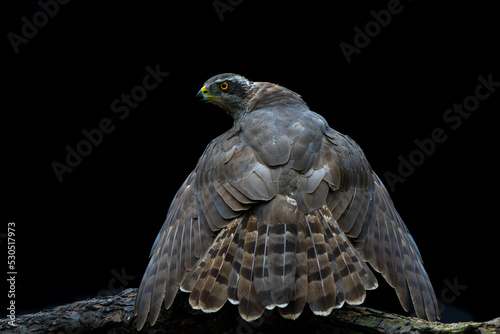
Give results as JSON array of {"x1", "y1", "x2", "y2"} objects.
[
  {"x1": 322, "y1": 128, "x2": 440, "y2": 321},
  {"x1": 135, "y1": 102, "x2": 439, "y2": 330},
  {"x1": 134, "y1": 125, "x2": 280, "y2": 329}
]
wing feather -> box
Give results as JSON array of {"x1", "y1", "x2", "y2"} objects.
[
  {"x1": 136, "y1": 84, "x2": 440, "y2": 330},
  {"x1": 322, "y1": 129, "x2": 440, "y2": 321},
  {"x1": 135, "y1": 127, "x2": 279, "y2": 330}
]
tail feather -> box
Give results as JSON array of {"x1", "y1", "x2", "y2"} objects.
[
  {"x1": 190, "y1": 231, "x2": 227, "y2": 311},
  {"x1": 279, "y1": 215, "x2": 308, "y2": 319},
  {"x1": 267, "y1": 223, "x2": 298, "y2": 307},
  {"x1": 227, "y1": 218, "x2": 248, "y2": 304},
  {"x1": 304, "y1": 213, "x2": 337, "y2": 315},
  {"x1": 181, "y1": 197, "x2": 381, "y2": 321},
  {"x1": 320, "y1": 206, "x2": 378, "y2": 305},
  {"x1": 187, "y1": 232, "x2": 220, "y2": 309},
  {"x1": 253, "y1": 224, "x2": 273, "y2": 308},
  {"x1": 236, "y1": 214, "x2": 265, "y2": 320},
  {"x1": 254, "y1": 212, "x2": 298, "y2": 310}
]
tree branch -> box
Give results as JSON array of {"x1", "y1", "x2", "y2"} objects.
[{"x1": 1, "y1": 288, "x2": 499, "y2": 334}]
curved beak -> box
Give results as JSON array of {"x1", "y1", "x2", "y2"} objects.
[
  {"x1": 196, "y1": 87, "x2": 206, "y2": 101},
  {"x1": 196, "y1": 86, "x2": 220, "y2": 102}
]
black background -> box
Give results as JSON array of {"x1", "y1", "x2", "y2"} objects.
[{"x1": 3, "y1": 0, "x2": 499, "y2": 325}]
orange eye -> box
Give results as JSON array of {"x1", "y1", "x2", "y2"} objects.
[{"x1": 220, "y1": 82, "x2": 229, "y2": 90}]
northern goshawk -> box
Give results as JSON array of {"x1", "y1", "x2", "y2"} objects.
[{"x1": 134, "y1": 73, "x2": 440, "y2": 330}]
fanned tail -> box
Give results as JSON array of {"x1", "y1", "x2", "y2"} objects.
[{"x1": 182, "y1": 195, "x2": 378, "y2": 321}]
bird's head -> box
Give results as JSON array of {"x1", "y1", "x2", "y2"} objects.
[{"x1": 196, "y1": 73, "x2": 254, "y2": 121}]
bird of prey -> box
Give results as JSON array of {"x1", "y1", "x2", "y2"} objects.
[{"x1": 134, "y1": 73, "x2": 440, "y2": 330}]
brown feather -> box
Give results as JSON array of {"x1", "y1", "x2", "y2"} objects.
[
  {"x1": 279, "y1": 214, "x2": 308, "y2": 319},
  {"x1": 236, "y1": 214, "x2": 265, "y2": 320},
  {"x1": 135, "y1": 74, "x2": 440, "y2": 330},
  {"x1": 196, "y1": 219, "x2": 242, "y2": 312},
  {"x1": 304, "y1": 213, "x2": 337, "y2": 315}
]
